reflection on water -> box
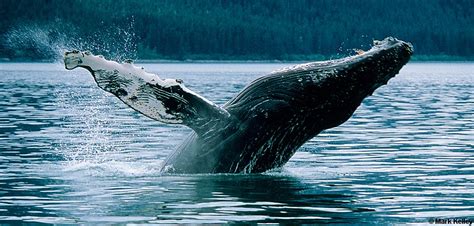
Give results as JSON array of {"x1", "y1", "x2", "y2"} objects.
[{"x1": 0, "y1": 62, "x2": 473, "y2": 224}]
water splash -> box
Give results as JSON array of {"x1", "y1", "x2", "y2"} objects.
[
  {"x1": 74, "y1": 17, "x2": 138, "y2": 62},
  {"x1": 54, "y1": 88, "x2": 118, "y2": 162},
  {"x1": 3, "y1": 18, "x2": 137, "y2": 62},
  {"x1": 4, "y1": 18, "x2": 149, "y2": 175},
  {"x1": 53, "y1": 86, "x2": 162, "y2": 177},
  {"x1": 3, "y1": 21, "x2": 75, "y2": 61}
]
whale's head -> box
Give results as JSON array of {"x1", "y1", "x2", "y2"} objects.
[
  {"x1": 342, "y1": 37, "x2": 413, "y2": 94},
  {"x1": 305, "y1": 37, "x2": 413, "y2": 129}
]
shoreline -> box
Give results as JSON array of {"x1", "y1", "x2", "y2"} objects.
[{"x1": 1, "y1": 57, "x2": 473, "y2": 64}]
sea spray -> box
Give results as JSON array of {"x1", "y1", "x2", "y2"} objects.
[
  {"x1": 73, "y1": 17, "x2": 138, "y2": 62},
  {"x1": 3, "y1": 18, "x2": 138, "y2": 62},
  {"x1": 53, "y1": 87, "x2": 159, "y2": 176},
  {"x1": 3, "y1": 22, "x2": 75, "y2": 61},
  {"x1": 28, "y1": 17, "x2": 153, "y2": 175},
  {"x1": 54, "y1": 86, "x2": 120, "y2": 163}
]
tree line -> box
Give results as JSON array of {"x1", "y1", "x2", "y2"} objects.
[{"x1": 1, "y1": 0, "x2": 473, "y2": 61}]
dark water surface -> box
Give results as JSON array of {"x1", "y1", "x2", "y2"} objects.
[{"x1": 0, "y1": 62, "x2": 473, "y2": 224}]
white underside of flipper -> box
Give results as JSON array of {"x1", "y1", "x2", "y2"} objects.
[{"x1": 64, "y1": 51, "x2": 229, "y2": 126}]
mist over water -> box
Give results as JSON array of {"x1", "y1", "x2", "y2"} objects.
[{"x1": 3, "y1": 18, "x2": 138, "y2": 62}]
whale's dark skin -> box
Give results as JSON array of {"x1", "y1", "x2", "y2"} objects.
[
  {"x1": 163, "y1": 37, "x2": 413, "y2": 173},
  {"x1": 64, "y1": 37, "x2": 413, "y2": 174}
]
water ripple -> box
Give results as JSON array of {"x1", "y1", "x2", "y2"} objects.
[{"x1": 0, "y1": 62, "x2": 473, "y2": 224}]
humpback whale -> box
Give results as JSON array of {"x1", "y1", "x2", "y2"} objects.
[{"x1": 64, "y1": 37, "x2": 413, "y2": 173}]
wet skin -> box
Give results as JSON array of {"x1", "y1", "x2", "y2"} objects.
[{"x1": 64, "y1": 37, "x2": 413, "y2": 173}]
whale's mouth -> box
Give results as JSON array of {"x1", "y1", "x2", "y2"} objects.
[
  {"x1": 329, "y1": 37, "x2": 413, "y2": 77},
  {"x1": 326, "y1": 37, "x2": 414, "y2": 97},
  {"x1": 365, "y1": 37, "x2": 413, "y2": 92},
  {"x1": 356, "y1": 37, "x2": 413, "y2": 71},
  {"x1": 372, "y1": 37, "x2": 413, "y2": 54}
]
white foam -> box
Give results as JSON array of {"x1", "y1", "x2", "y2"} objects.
[{"x1": 61, "y1": 159, "x2": 162, "y2": 177}]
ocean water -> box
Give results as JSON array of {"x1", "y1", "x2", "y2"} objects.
[{"x1": 0, "y1": 62, "x2": 473, "y2": 224}]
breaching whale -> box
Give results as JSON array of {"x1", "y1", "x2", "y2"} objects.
[{"x1": 64, "y1": 37, "x2": 413, "y2": 173}]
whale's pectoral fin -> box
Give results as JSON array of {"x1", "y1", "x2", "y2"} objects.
[
  {"x1": 131, "y1": 80, "x2": 231, "y2": 134},
  {"x1": 64, "y1": 51, "x2": 231, "y2": 135}
]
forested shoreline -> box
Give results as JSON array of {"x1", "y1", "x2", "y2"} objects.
[{"x1": 1, "y1": 0, "x2": 473, "y2": 61}]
